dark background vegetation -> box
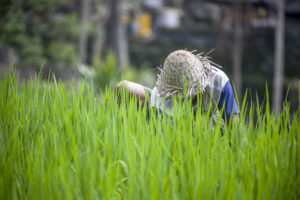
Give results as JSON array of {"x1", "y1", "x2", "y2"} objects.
[{"x1": 0, "y1": 0, "x2": 299, "y2": 111}]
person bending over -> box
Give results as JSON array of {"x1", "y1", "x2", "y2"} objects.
[{"x1": 116, "y1": 50, "x2": 239, "y2": 125}]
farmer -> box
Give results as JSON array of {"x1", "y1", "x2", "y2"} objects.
[{"x1": 116, "y1": 50, "x2": 239, "y2": 125}]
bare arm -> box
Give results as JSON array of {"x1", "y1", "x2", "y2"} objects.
[{"x1": 115, "y1": 80, "x2": 150, "y2": 104}]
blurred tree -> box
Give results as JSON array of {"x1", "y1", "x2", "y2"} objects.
[
  {"x1": 272, "y1": 0, "x2": 285, "y2": 112},
  {"x1": 0, "y1": 0, "x2": 79, "y2": 68},
  {"x1": 91, "y1": 1, "x2": 107, "y2": 61},
  {"x1": 108, "y1": 0, "x2": 129, "y2": 68},
  {"x1": 232, "y1": 0, "x2": 244, "y2": 102},
  {"x1": 79, "y1": 0, "x2": 91, "y2": 64},
  {"x1": 165, "y1": 0, "x2": 182, "y2": 7}
]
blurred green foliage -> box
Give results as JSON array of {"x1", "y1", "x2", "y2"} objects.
[
  {"x1": 93, "y1": 51, "x2": 118, "y2": 88},
  {"x1": 93, "y1": 51, "x2": 156, "y2": 89},
  {"x1": 0, "y1": 0, "x2": 79, "y2": 68}
]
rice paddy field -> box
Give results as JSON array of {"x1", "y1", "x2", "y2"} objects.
[{"x1": 0, "y1": 70, "x2": 299, "y2": 200}]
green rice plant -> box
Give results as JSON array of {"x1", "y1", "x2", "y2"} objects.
[{"x1": 0, "y1": 68, "x2": 299, "y2": 200}]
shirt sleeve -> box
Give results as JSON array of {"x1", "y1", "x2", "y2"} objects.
[{"x1": 217, "y1": 81, "x2": 238, "y2": 120}]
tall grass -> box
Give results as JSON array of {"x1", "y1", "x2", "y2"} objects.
[{"x1": 0, "y1": 69, "x2": 299, "y2": 199}]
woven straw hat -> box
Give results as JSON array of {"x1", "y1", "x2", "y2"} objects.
[{"x1": 156, "y1": 50, "x2": 215, "y2": 99}]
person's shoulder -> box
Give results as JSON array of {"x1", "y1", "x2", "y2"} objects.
[
  {"x1": 213, "y1": 68, "x2": 229, "y2": 80},
  {"x1": 209, "y1": 67, "x2": 229, "y2": 90}
]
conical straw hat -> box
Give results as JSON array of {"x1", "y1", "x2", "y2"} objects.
[{"x1": 156, "y1": 50, "x2": 215, "y2": 99}]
